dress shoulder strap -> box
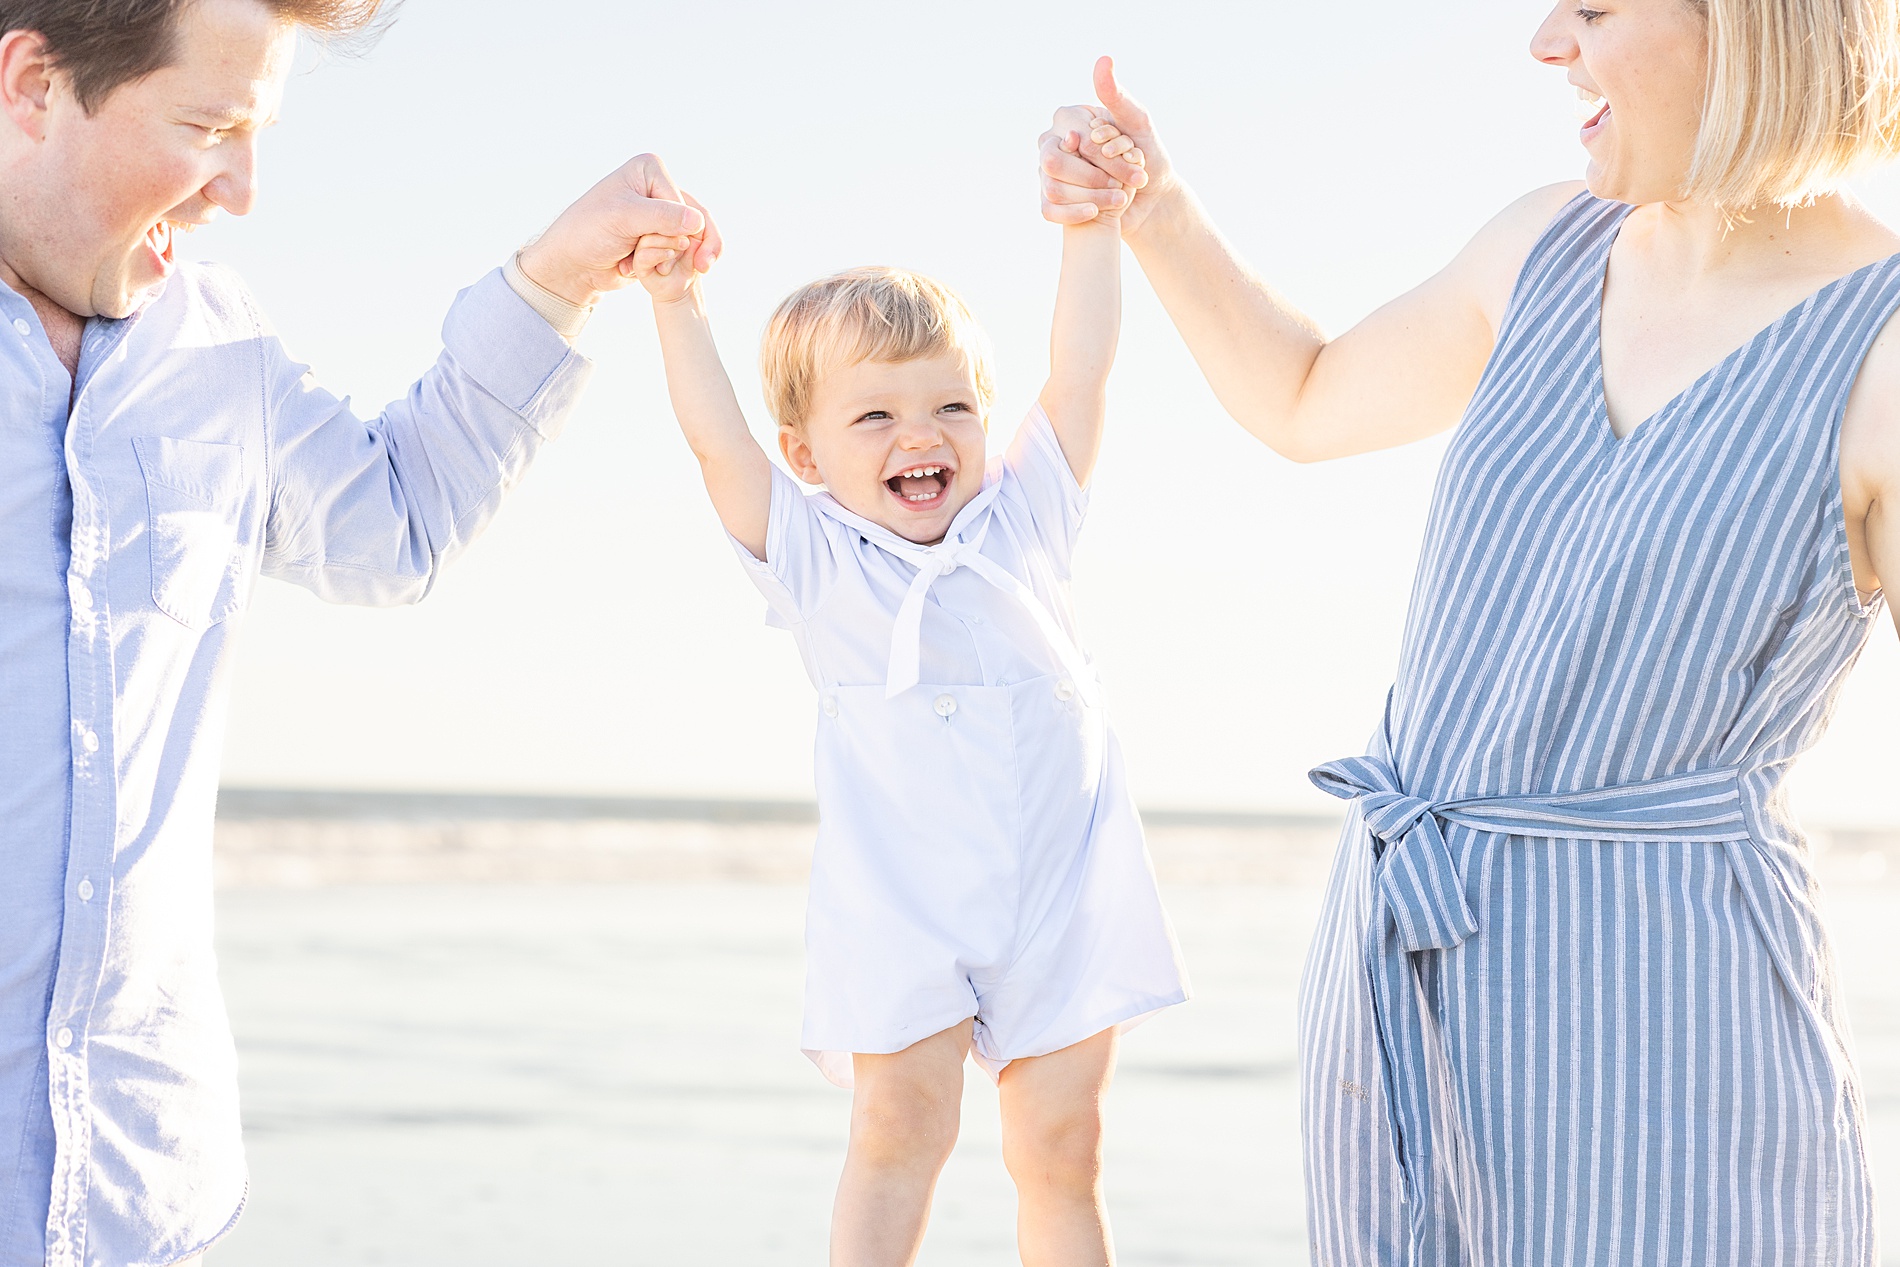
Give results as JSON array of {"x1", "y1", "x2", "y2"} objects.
[{"x1": 1492, "y1": 192, "x2": 1629, "y2": 350}]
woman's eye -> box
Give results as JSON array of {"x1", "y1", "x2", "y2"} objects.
[{"x1": 1575, "y1": 6, "x2": 1605, "y2": 22}]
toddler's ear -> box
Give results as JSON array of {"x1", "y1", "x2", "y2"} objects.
[{"x1": 779, "y1": 425, "x2": 825, "y2": 486}]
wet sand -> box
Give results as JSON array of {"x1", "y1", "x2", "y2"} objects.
[{"x1": 205, "y1": 804, "x2": 1899, "y2": 1265}]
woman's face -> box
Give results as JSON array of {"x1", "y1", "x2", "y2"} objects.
[{"x1": 1531, "y1": 1, "x2": 1710, "y2": 205}]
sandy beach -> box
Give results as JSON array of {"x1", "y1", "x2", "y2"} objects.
[{"x1": 201, "y1": 796, "x2": 1900, "y2": 1266}]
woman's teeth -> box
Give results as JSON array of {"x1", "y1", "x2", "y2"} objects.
[{"x1": 1576, "y1": 88, "x2": 1610, "y2": 125}]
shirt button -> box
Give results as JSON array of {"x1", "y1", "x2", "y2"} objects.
[
  {"x1": 69, "y1": 580, "x2": 92, "y2": 612},
  {"x1": 1054, "y1": 678, "x2": 1077, "y2": 702},
  {"x1": 934, "y1": 694, "x2": 958, "y2": 718},
  {"x1": 822, "y1": 695, "x2": 839, "y2": 719},
  {"x1": 54, "y1": 1028, "x2": 73, "y2": 1050},
  {"x1": 79, "y1": 729, "x2": 100, "y2": 754},
  {"x1": 77, "y1": 879, "x2": 94, "y2": 902},
  {"x1": 11, "y1": 318, "x2": 28, "y2": 337}
]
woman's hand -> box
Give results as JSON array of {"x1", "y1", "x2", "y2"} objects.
[{"x1": 1039, "y1": 57, "x2": 1179, "y2": 239}]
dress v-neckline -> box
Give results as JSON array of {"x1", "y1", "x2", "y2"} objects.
[{"x1": 1590, "y1": 208, "x2": 1900, "y2": 446}]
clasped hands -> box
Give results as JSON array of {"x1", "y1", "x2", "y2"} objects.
[{"x1": 515, "y1": 55, "x2": 1171, "y2": 310}]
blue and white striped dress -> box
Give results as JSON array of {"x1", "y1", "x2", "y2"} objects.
[{"x1": 1301, "y1": 192, "x2": 1894, "y2": 1265}]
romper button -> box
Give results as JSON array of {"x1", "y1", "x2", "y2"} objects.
[
  {"x1": 934, "y1": 694, "x2": 958, "y2": 718},
  {"x1": 1054, "y1": 678, "x2": 1076, "y2": 702},
  {"x1": 822, "y1": 695, "x2": 839, "y2": 718},
  {"x1": 54, "y1": 1029, "x2": 72, "y2": 1050}
]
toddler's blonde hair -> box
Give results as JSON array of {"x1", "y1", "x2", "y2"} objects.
[{"x1": 760, "y1": 266, "x2": 995, "y2": 430}]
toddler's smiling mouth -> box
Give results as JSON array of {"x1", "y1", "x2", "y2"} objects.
[{"x1": 886, "y1": 464, "x2": 952, "y2": 509}]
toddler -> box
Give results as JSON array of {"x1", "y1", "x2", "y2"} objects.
[{"x1": 631, "y1": 144, "x2": 1187, "y2": 1267}]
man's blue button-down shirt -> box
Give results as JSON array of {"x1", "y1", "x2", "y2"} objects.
[{"x1": 0, "y1": 262, "x2": 591, "y2": 1267}]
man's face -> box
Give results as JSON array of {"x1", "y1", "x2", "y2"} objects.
[{"x1": 26, "y1": 0, "x2": 295, "y2": 317}]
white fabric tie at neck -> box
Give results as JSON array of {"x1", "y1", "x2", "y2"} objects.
[
  {"x1": 883, "y1": 522, "x2": 1098, "y2": 703},
  {"x1": 813, "y1": 486, "x2": 1099, "y2": 704}
]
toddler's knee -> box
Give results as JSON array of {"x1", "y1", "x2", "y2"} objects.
[{"x1": 1002, "y1": 1107, "x2": 1104, "y2": 1197}]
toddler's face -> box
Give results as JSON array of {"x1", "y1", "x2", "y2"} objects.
[{"x1": 780, "y1": 352, "x2": 989, "y2": 545}]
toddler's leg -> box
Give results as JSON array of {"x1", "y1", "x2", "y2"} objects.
[
  {"x1": 998, "y1": 1027, "x2": 1119, "y2": 1267},
  {"x1": 831, "y1": 1019, "x2": 973, "y2": 1267}
]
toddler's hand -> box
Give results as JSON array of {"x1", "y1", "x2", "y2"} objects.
[
  {"x1": 1039, "y1": 57, "x2": 1177, "y2": 236},
  {"x1": 631, "y1": 235, "x2": 699, "y2": 303}
]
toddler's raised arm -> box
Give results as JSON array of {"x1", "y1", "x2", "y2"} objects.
[
  {"x1": 635, "y1": 222, "x2": 775, "y2": 560},
  {"x1": 1038, "y1": 121, "x2": 1141, "y2": 487}
]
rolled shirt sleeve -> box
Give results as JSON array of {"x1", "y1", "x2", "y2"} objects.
[{"x1": 259, "y1": 267, "x2": 594, "y2": 604}]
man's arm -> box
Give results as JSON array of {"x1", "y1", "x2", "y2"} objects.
[
  {"x1": 1040, "y1": 59, "x2": 1579, "y2": 463},
  {"x1": 259, "y1": 153, "x2": 714, "y2": 604}
]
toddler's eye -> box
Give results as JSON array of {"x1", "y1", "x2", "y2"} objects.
[
  {"x1": 941, "y1": 402, "x2": 970, "y2": 414},
  {"x1": 855, "y1": 410, "x2": 891, "y2": 424}
]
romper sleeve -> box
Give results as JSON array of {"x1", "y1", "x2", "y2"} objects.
[
  {"x1": 1001, "y1": 402, "x2": 1090, "y2": 578},
  {"x1": 728, "y1": 464, "x2": 839, "y2": 628}
]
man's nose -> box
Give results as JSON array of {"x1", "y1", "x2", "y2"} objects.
[
  {"x1": 205, "y1": 136, "x2": 261, "y2": 217},
  {"x1": 1529, "y1": 4, "x2": 1577, "y2": 66}
]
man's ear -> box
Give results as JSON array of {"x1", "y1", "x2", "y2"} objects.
[
  {"x1": 0, "y1": 31, "x2": 57, "y2": 142},
  {"x1": 779, "y1": 425, "x2": 824, "y2": 486}
]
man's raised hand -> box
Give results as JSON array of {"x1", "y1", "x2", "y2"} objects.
[
  {"x1": 517, "y1": 153, "x2": 722, "y2": 309},
  {"x1": 1039, "y1": 57, "x2": 1177, "y2": 237}
]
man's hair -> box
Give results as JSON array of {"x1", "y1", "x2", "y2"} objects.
[
  {"x1": 760, "y1": 266, "x2": 995, "y2": 431},
  {"x1": 1686, "y1": 0, "x2": 1900, "y2": 209},
  {"x1": 0, "y1": 0, "x2": 396, "y2": 114}
]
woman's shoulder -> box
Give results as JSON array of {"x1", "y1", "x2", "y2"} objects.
[{"x1": 1448, "y1": 182, "x2": 1596, "y2": 339}]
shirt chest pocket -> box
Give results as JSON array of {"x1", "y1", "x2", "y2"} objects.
[{"x1": 133, "y1": 436, "x2": 252, "y2": 630}]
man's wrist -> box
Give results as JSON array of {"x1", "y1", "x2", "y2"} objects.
[
  {"x1": 509, "y1": 246, "x2": 596, "y2": 326},
  {"x1": 504, "y1": 250, "x2": 594, "y2": 342}
]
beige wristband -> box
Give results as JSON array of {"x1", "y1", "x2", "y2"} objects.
[{"x1": 503, "y1": 251, "x2": 593, "y2": 342}]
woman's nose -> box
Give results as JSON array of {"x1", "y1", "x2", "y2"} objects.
[{"x1": 1529, "y1": 4, "x2": 1578, "y2": 66}]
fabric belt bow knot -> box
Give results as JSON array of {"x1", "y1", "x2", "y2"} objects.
[
  {"x1": 1308, "y1": 717, "x2": 1752, "y2": 1229},
  {"x1": 812, "y1": 484, "x2": 1100, "y2": 702}
]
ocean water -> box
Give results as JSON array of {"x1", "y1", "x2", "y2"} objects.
[{"x1": 203, "y1": 812, "x2": 1899, "y2": 1265}]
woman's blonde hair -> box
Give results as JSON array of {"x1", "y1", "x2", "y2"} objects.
[
  {"x1": 760, "y1": 266, "x2": 995, "y2": 430},
  {"x1": 1687, "y1": 0, "x2": 1900, "y2": 209}
]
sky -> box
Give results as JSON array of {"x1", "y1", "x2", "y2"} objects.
[{"x1": 195, "y1": 0, "x2": 1900, "y2": 822}]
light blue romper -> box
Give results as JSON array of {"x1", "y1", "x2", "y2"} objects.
[{"x1": 1301, "y1": 193, "x2": 1895, "y2": 1265}]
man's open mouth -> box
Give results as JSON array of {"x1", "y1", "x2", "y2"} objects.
[
  {"x1": 145, "y1": 220, "x2": 174, "y2": 265},
  {"x1": 886, "y1": 464, "x2": 951, "y2": 507}
]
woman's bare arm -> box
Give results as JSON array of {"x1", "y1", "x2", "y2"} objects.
[{"x1": 1040, "y1": 59, "x2": 1581, "y2": 463}]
